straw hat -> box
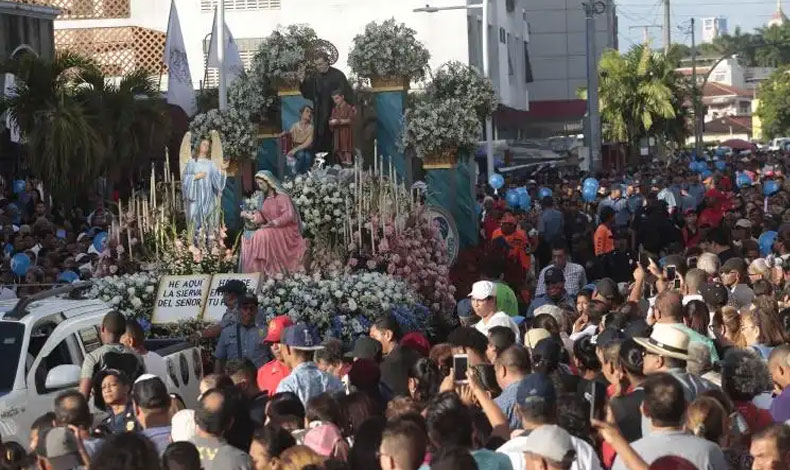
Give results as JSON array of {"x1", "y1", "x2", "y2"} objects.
[{"x1": 633, "y1": 324, "x2": 691, "y2": 361}]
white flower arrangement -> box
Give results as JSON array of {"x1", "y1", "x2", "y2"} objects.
[
  {"x1": 159, "y1": 226, "x2": 238, "y2": 275},
  {"x1": 348, "y1": 19, "x2": 430, "y2": 82},
  {"x1": 227, "y1": 71, "x2": 278, "y2": 124},
  {"x1": 251, "y1": 25, "x2": 318, "y2": 87},
  {"x1": 258, "y1": 271, "x2": 432, "y2": 345},
  {"x1": 401, "y1": 96, "x2": 481, "y2": 160},
  {"x1": 282, "y1": 172, "x2": 353, "y2": 243},
  {"x1": 188, "y1": 108, "x2": 258, "y2": 162},
  {"x1": 88, "y1": 271, "x2": 159, "y2": 329},
  {"x1": 427, "y1": 61, "x2": 498, "y2": 119}
]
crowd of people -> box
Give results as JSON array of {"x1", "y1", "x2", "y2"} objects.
[{"x1": 4, "y1": 152, "x2": 790, "y2": 470}]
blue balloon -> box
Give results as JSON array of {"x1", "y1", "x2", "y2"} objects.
[
  {"x1": 488, "y1": 173, "x2": 504, "y2": 190},
  {"x1": 505, "y1": 189, "x2": 520, "y2": 208},
  {"x1": 688, "y1": 161, "x2": 698, "y2": 172},
  {"x1": 93, "y1": 231, "x2": 108, "y2": 252},
  {"x1": 715, "y1": 148, "x2": 725, "y2": 157},
  {"x1": 759, "y1": 231, "x2": 778, "y2": 256},
  {"x1": 582, "y1": 187, "x2": 597, "y2": 202},
  {"x1": 736, "y1": 172, "x2": 753, "y2": 188},
  {"x1": 57, "y1": 270, "x2": 79, "y2": 284},
  {"x1": 3, "y1": 243, "x2": 13, "y2": 256},
  {"x1": 538, "y1": 187, "x2": 553, "y2": 200},
  {"x1": 715, "y1": 160, "x2": 726, "y2": 171},
  {"x1": 10, "y1": 253, "x2": 30, "y2": 277},
  {"x1": 12, "y1": 180, "x2": 25, "y2": 194},
  {"x1": 700, "y1": 169, "x2": 712, "y2": 179},
  {"x1": 516, "y1": 186, "x2": 528, "y2": 196},
  {"x1": 518, "y1": 193, "x2": 531, "y2": 209},
  {"x1": 764, "y1": 180, "x2": 780, "y2": 197},
  {"x1": 583, "y1": 178, "x2": 599, "y2": 190}
]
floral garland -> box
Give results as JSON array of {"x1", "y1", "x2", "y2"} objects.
[
  {"x1": 401, "y1": 96, "x2": 481, "y2": 160},
  {"x1": 258, "y1": 271, "x2": 431, "y2": 345},
  {"x1": 427, "y1": 61, "x2": 498, "y2": 119},
  {"x1": 188, "y1": 108, "x2": 258, "y2": 162},
  {"x1": 252, "y1": 24, "x2": 318, "y2": 86},
  {"x1": 348, "y1": 19, "x2": 430, "y2": 82}
]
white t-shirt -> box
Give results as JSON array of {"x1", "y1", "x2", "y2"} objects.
[
  {"x1": 497, "y1": 434, "x2": 602, "y2": 470},
  {"x1": 475, "y1": 311, "x2": 520, "y2": 343},
  {"x1": 143, "y1": 351, "x2": 174, "y2": 389}
]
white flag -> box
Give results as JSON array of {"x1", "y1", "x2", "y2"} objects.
[
  {"x1": 3, "y1": 74, "x2": 20, "y2": 143},
  {"x1": 206, "y1": 7, "x2": 245, "y2": 86},
  {"x1": 164, "y1": 0, "x2": 196, "y2": 116}
]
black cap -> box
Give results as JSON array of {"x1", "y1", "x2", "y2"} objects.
[
  {"x1": 545, "y1": 267, "x2": 565, "y2": 285},
  {"x1": 217, "y1": 280, "x2": 248, "y2": 296},
  {"x1": 594, "y1": 327, "x2": 625, "y2": 348},
  {"x1": 133, "y1": 375, "x2": 171, "y2": 410},
  {"x1": 532, "y1": 337, "x2": 562, "y2": 365},
  {"x1": 345, "y1": 336, "x2": 382, "y2": 360},
  {"x1": 239, "y1": 292, "x2": 258, "y2": 306},
  {"x1": 700, "y1": 282, "x2": 728, "y2": 308},
  {"x1": 595, "y1": 278, "x2": 619, "y2": 300}
]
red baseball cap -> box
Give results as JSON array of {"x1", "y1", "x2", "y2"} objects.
[{"x1": 263, "y1": 315, "x2": 293, "y2": 343}]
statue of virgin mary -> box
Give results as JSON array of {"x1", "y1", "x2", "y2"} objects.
[
  {"x1": 240, "y1": 171, "x2": 306, "y2": 276},
  {"x1": 180, "y1": 131, "x2": 228, "y2": 233}
]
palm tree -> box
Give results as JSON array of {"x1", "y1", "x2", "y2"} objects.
[
  {"x1": 2, "y1": 51, "x2": 105, "y2": 204},
  {"x1": 598, "y1": 44, "x2": 686, "y2": 159},
  {"x1": 76, "y1": 68, "x2": 170, "y2": 181}
]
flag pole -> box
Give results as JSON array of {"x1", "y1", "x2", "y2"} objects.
[{"x1": 217, "y1": 0, "x2": 227, "y2": 110}]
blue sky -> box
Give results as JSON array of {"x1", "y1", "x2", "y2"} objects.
[{"x1": 617, "y1": 0, "x2": 782, "y2": 51}]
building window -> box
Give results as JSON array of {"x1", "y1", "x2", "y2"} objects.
[
  {"x1": 524, "y1": 41, "x2": 533, "y2": 83},
  {"x1": 499, "y1": 28, "x2": 506, "y2": 43},
  {"x1": 506, "y1": 0, "x2": 515, "y2": 12},
  {"x1": 507, "y1": 33, "x2": 513, "y2": 76},
  {"x1": 203, "y1": 37, "x2": 263, "y2": 87},
  {"x1": 200, "y1": 0, "x2": 281, "y2": 12}
]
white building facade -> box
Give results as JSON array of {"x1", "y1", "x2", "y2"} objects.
[
  {"x1": 701, "y1": 17, "x2": 727, "y2": 44},
  {"x1": 55, "y1": 0, "x2": 531, "y2": 113}
]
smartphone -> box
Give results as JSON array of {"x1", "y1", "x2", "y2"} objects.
[
  {"x1": 687, "y1": 256, "x2": 698, "y2": 269},
  {"x1": 587, "y1": 381, "x2": 606, "y2": 421},
  {"x1": 665, "y1": 265, "x2": 677, "y2": 281},
  {"x1": 453, "y1": 354, "x2": 469, "y2": 383}
]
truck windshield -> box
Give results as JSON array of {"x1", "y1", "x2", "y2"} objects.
[{"x1": 0, "y1": 322, "x2": 23, "y2": 394}]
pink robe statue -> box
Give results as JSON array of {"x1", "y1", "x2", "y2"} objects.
[{"x1": 244, "y1": 193, "x2": 306, "y2": 276}]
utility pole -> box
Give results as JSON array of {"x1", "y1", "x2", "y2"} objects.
[
  {"x1": 629, "y1": 25, "x2": 662, "y2": 44},
  {"x1": 691, "y1": 18, "x2": 702, "y2": 158},
  {"x1": 584, "y1": 1, "x2": 606, "y2": 172},
  {"x1": 217, "y1": 0, "x2": 227, "y2": 110},
  {"x1": 663, "y1": 0, "x2": 671, "y2": 53},
  {"x1": 482, "y1": 0, "x2": 494, "y2": 180}
]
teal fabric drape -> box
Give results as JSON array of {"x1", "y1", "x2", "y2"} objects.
[
  {"x1": 375, "y1": 90, "x2": 407, "y2": 181},
  {"x1": 425, "y1": 155, "x2": 479, "y2": 248}
]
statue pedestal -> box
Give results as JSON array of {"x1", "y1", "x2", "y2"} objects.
[
  {"x1": 424, "y1": 154, "x2": 479, "y2": 248},
  {"x1": 374, "y1": 87, "x2": 408, "y2": 182}
]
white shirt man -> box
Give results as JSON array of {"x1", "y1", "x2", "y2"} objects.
[{"x1": 469, "y1": 281, "x2": 520, "y2": 342}]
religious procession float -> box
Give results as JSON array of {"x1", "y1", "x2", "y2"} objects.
[{"x1": 85, "y1": 19, "x2": 497, "y2": 347}]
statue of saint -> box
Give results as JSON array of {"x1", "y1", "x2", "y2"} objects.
[
  {"x1": 329, "y1": 89, "x2": 356, "y2": 166},
  {"x1": 240, "y1": 171, "x2": 306, "y2": 276},
  {"x1": 180, "y1": 131, "x2": 228, "y2": 233},
  {"x1": 299, "y1": 53, "x2": 354, "y2": 162}
]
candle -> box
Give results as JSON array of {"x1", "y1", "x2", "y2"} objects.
[
  {"x1": 394, "y1": 174, "x2": 400, "y2": 232},
  {"x1": 118, "y1": 198, "x2": 124, "y2": 232},
  {"x1": 165, "y1": 148, "x2": 171, "y2": 183},
  {"x1": 357, "y1": 160, "x2": 362, "y2": 248},
  {"x1": 150, "y1": 163, "x2": 155, "y2": 210},
  {"x1": 127, "y1": 199, "x2": 134, "y2": 261},
  {"x1": 171, "y1": 174, "x2": 176, "y2": 213},
  {"x1": 374, "y1": 139, "x2": 378, "y2": 176}
]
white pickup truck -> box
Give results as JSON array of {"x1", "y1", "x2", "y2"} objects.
[{"x1": 0, "y1": 283, "x2": 203, "y2": 444}]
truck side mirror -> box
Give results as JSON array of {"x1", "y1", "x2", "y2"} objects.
[{"x1": 45, "y1": 364, "x2": 81, "y2": 390}]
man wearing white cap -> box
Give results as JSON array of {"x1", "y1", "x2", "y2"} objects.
[
  {"x1": 469, "y1": 281, "x2": 520, "y2": 343},
  {"x1": 522, "y1": 425, "x2": 577, "y2": 470}
]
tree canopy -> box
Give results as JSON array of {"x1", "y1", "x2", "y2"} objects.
[{"x1": 756, "y1": 67, "x2": 790, "y2": 139}]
